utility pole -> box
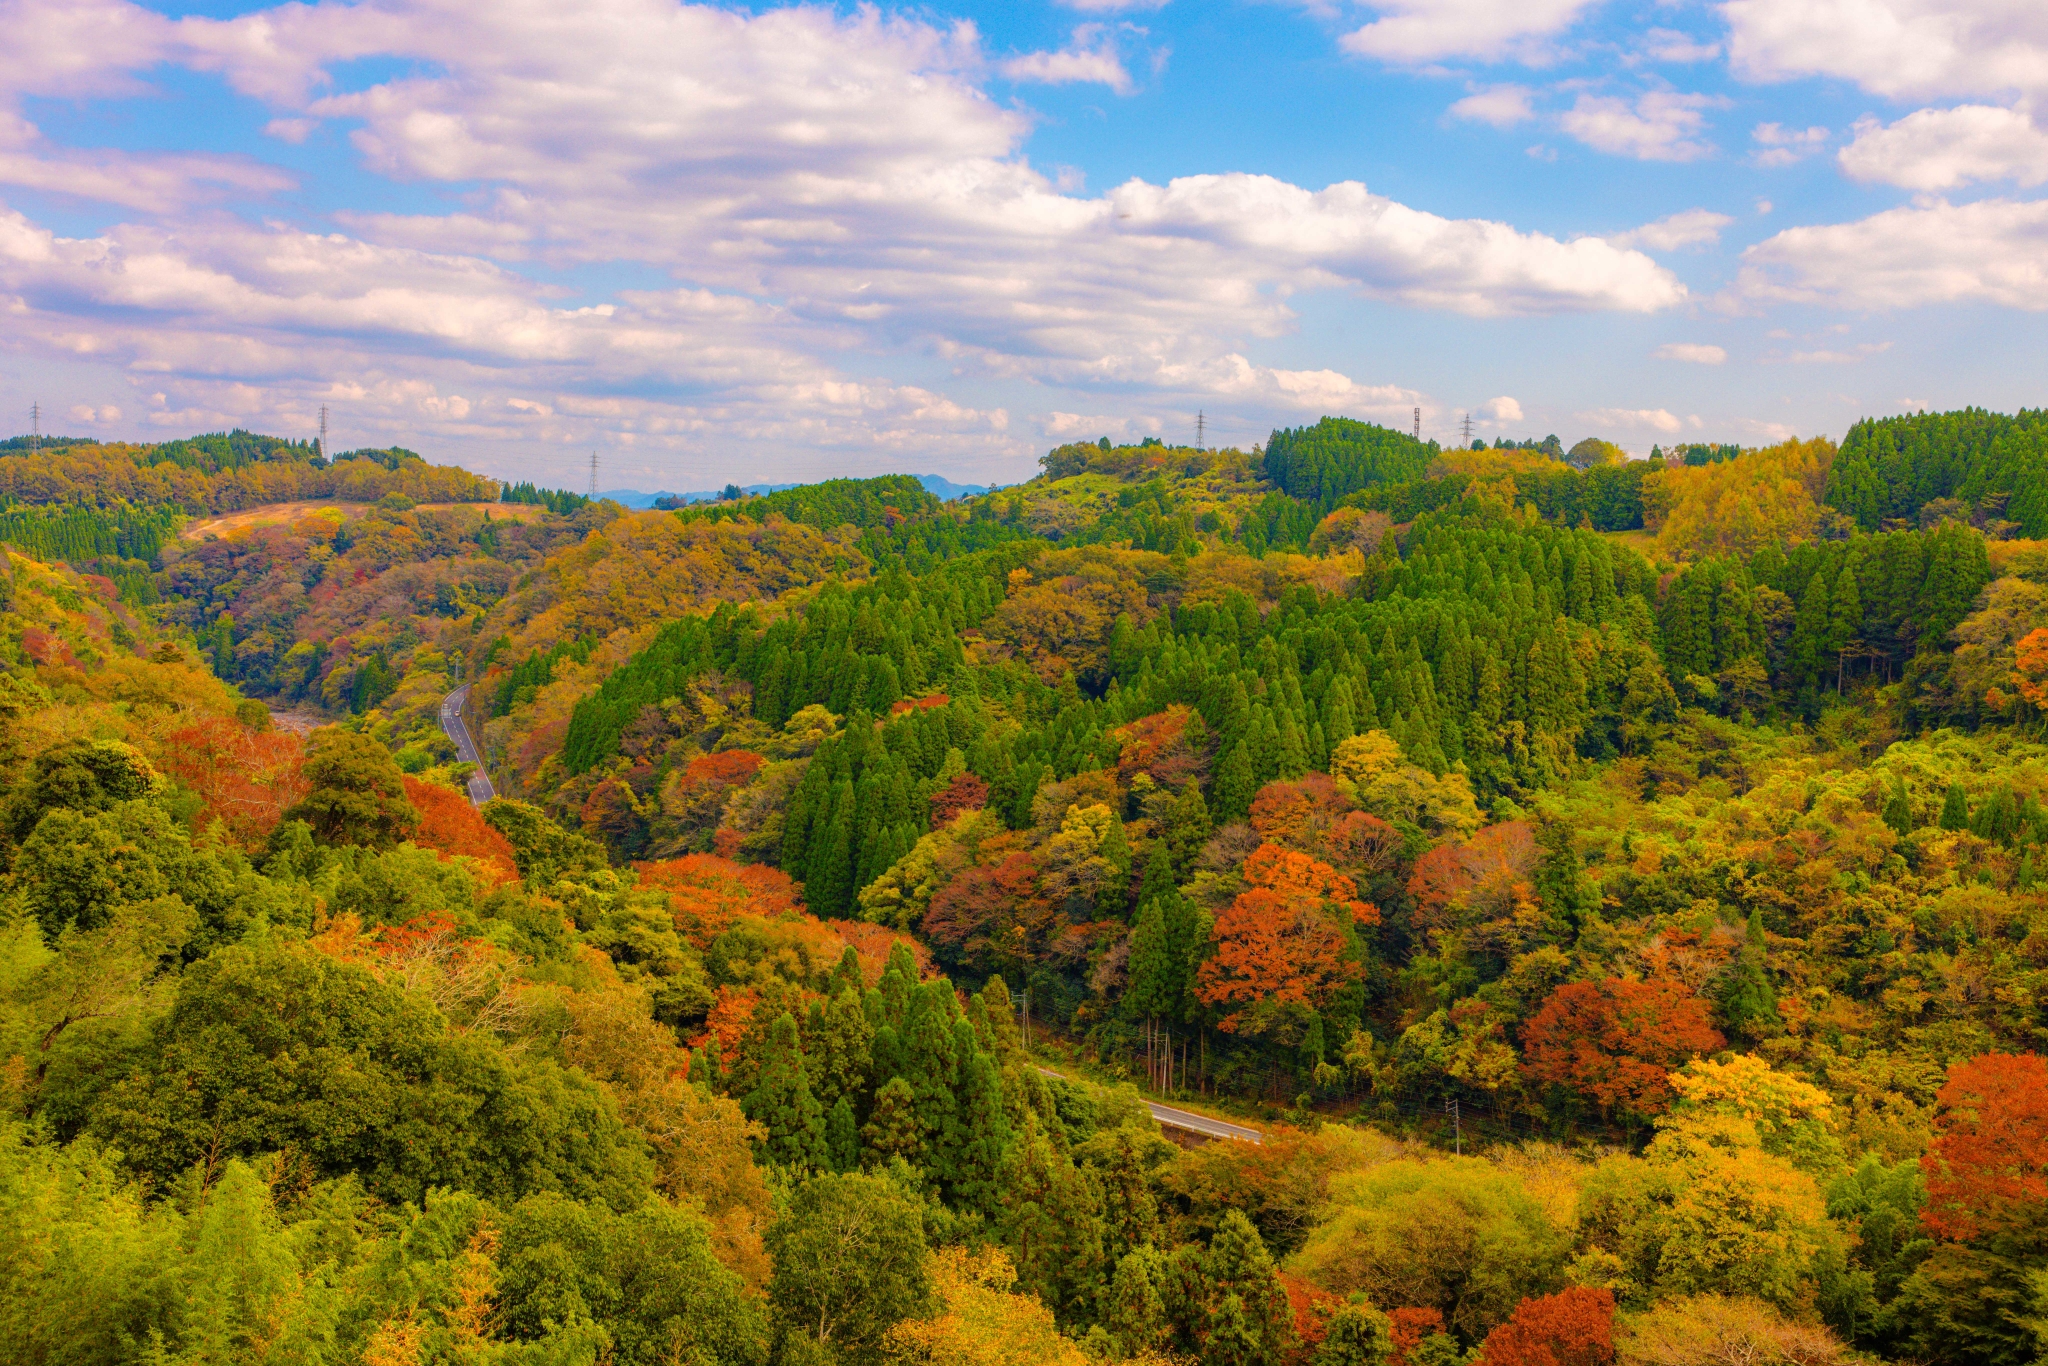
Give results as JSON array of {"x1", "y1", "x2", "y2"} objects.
[
  {"x1": 1412, "y1": 406, "x2": 1421, "y2": 441},
  {"x1": 587, "y1": 450, "x2": 599, "y2": 498},
  {"x1": 318, "y1": 405, "x2": 329, "y2": 462},
  {"x1": 1461, "y1": 412, "x2": 1474, "y2": 446},
  {"x1": 1195, "y1": 410, "x2": 1206, "y2": 452}
]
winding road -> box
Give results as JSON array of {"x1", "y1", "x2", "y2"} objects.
[{"x1": 439, "y1": 684, "x2": 496, "y2": 807}]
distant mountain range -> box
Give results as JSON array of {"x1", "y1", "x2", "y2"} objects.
[{"x1": 596, "y1": 474, "x2": 1000, "y2": 509}]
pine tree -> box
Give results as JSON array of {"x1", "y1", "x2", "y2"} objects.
[
  {"x1": 1213, "y1": 741, "x2": 1256, "y2": 823},
  {"x1": 1098, "y1": 809, "x2": 1134, "y2": 918},
  {"x1": 826, "y1": 1095, "x2": 859, "y2": 1173},
  {"x1": 1315, "y1": 1301, "x2": 1394, "y2": 1366},
  {"x1": 1720, "y1": 907, "x2": 1780, "y2": 1042},
  {"x1": 902, "y1": 982, "x2": 962, "y2": 1183},
  {"x1": 952, "y1": 1036, "x2": 1011, "y2": 1216},
  {"x1": 1882, "y1": 782, "x2": 1915, "y2": 837},
  {"x1": 1166, "y1": 783, "x2": 1212, "y2": 877},
  {"x1": 1002, "y1": 1111, "x2": 1108, "y2": 1324},
  {"x1": 861, "y1": 1076, "x2": 925, "y2": 1168},
  {"x1": 1107, "y1": 1245, "x2": 1174, "y2": 1360},
  {"x1": 1193, "y1": 1211, "x2": 1294, "y2": 1366},
  {"x1": 743, "y1": 1012, "x2": 826, "y2": 1169},
  {"x1": 1124, "y1": 899, "x2": 1174, "y2": 1024},
  {"x1": 1940, "y1": 782, "x2": 1970, "y2": 831},
  {"x1": 1535, "y1": 819, "x2": 1597, "y2": 934}
]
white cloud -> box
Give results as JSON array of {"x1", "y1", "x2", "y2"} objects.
[
  {"x1": 1609, "y1": 208, "x2": 1734, "y2": 251},
  {"x1": 0, "y1": 0, "x2": 1689, "y2": 476},
  {"x1": 1838, "y1": 105, "x2": 2048, "y2": 189},
  {"x1": 1449, "y1": 85, "x2": 1536, "y2": 128},
  {"x1": 1643, "y1": 29, "x2": 1720, "y2": 63},
  {"x1": 1560, "y1": 91, "x2": 1720, "y2": 161},
  {"x1": 1339, "y1": 0, "x2": 1600, "y2": 64},
  {"x1": 1477, "y1": 395, "x2": 1523, "y2": 421},
  {"x1": 1739, "y1": 198, "x2": 2048, "y2": 310},
  {"x1": 1581, "y1": 406, "x2": 1685, "y2": 433},
  {"x1": 1000, "y1": 26, "x2": 1138, "y2": 94},
  {"x1": 1751, "y1": 122, "x2": 1830, "y2": 166},
  {"x1": 1725, "y1": 0, "x2": 2048, "y2": 100},
  {"x1": 1653, "y1": 342, "x2": 1727, "y2": 364}
]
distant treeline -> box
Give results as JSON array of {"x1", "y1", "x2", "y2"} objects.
[
  {"x1": 501, "y1": 481, "x2": 593, "y2": 515},
  {"x1": 0, "y1": 432, "x2": 497, "y2": 512},
  {"x1": 672, "y1": 474, "x2": 940, "y2": 534}
]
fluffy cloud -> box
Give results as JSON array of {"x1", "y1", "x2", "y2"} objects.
[
  {"x1": 1477, "y1": 395, "x2": 1523, "y2": 421},
  {"x1": 1725, "y1": 0, "x2": 2048, "y2": 100},
  {"x1": 1580, "y1": 406, "x2": 1685, "y2": 433},
  {"x1": 999, "y1": 26, "x2": 1139, "y2": 94},
  {"x1": 1751, "y1": 122, "x2": 1831, "y2": 167},
  {"x1": 1560, "y1": 91, "x2": 1720, "y2": 161},
  {"x1": 1449, "y1": 85, "x2": 1537, "y2": 128},
  {"x1": 1642, "y1": 29, "x2": 1720, "y2": 64},
  {"x1": 1339, "y1": 0, "x2": 1600, "y2": 64},
  {"x1": 1739, "y1": 198, "x2": 2048, "y2": 310},
  {"x1": 1609, "y1": 208, "x2": 1734, "y2": 251},
  {"x1": 1838, "y1": 106, "x2": 2048, "y2": 189},
  {"x1": 1654, "y1": 343, "x2": 1728, "y2": 364}
]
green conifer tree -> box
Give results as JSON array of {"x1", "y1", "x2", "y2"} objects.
[
  {"x1": 1882, "y1": 782, "x2": 1915, "y2": 837},
  {"x1": 1940, "y1": 781, "x2": 1971, "y2": 831},
  {"x1": 743, "y1": 1012, "x2": 826, "y2": 1169},
  {"x1": 826, "y1": 1095, "x2": 859, "y2": 1173},
  {"x1": 1314, "y1": 1300, "x2": 1394, "y2": 1366},
  {"x1": 1166, "y1": 783, "x2": 1212, "y2": 877},
  {"x1": 861, "y1": 1076, "x2": 925, "y2": 1169},
  {"x1": 1213, "y1": 741, "x2": 1257, "y2": 823}
]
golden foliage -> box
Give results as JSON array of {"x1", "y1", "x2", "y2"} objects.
[{"x1": 1643, "y1": 439, "x2": 1836, "y2": 561}]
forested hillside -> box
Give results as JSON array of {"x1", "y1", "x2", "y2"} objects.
[{"x1": 3, "y1": 410, "x2": 2046, "y2": 1366}]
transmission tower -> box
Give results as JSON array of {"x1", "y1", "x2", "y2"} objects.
[
  {"x1": 1195, "y1": 410, "x2": 1206, "y2": 452},
  {"x1": 587, "y1": 450, "x2": 599, "y2": 498},
  {"x1": 30, "y1": 400, "x2": 39, "y2": 457},
  {"x1": 1460, "y1": 412, "x2": 1474, "y2": 446},
  {"x1": 318, "y1": 405, "x2": 329, "y2": 462},
  {"x1": 1412, "y1": 406, "x2": 1420, "y2": 441}
]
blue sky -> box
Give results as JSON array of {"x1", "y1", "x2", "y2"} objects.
[{"x1": 1, "y1": 0, "x2": 2044, "y2": 489}]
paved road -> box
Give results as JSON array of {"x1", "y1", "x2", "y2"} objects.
[
  {"x1": 439, "y1": 684, "x2": 496, "y2": 807},
  {"x1": 1038, "y1": 1067, "x2": 1261, "y2": 1145}
]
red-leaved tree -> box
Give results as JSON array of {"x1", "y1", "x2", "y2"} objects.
[
  {"x1": 1522, "y1": 978, "x2": 1724, "y2": 1119},
  {"x1": 1475, "y1": 1288, "x2": 1616, "y2": 1366},
  {"x1": 1920, "y1": 1051, "x2": 2048, "y2": 1242},
  {"x1": 1389, "y1": 1308, "x2": 1447, "y2": 1366}
]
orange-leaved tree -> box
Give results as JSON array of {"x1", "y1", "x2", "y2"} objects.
[
  {"x1": 1196, "y1": 842, "x2": 1373, "y2": 1036},
  {"x1": 637, "y1": 854, "x2": 799, "y2": 947},
  {"x1": 1522, "y1": 978, "x2": 1724, "y2": 1121},
  {"x1": 1475, "y1": 1288, "x2": 1615, "y2": 1366},
  {"x1": 158, "y1": 716, "x2": 308, "y2": 849},
  {"x1": 1406, "y1": 821, "x2": 1538, "y2": 945},
  {"x1": 402, "y1": 776, "x2": 519, "y2": 885},
  {"x1": 1920, "y1": 1051, "x2": 2048, "y2": 1242}
]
